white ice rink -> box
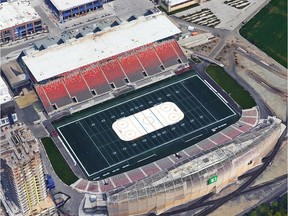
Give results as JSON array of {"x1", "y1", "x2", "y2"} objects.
[{"x1": 112, "y1": 102, "x2": 184, "y2": 141}]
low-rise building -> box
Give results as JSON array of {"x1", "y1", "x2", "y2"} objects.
[
  {"x1": 159, "y1": 0, "x2": 203, "y2": 13},
  {"x1": 0, "y1": 1, "x2": 43, "y2": 45}
]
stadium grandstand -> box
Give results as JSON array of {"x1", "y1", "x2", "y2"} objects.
[{"x1": 20, "y1": 13, "x2": 190, "y2": 115}]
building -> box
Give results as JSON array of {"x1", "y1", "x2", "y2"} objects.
[
  {"x1": 159, "y1": 0, "x2": 203, "y2": 13},
  {"x1": 106, "y1": 115, "x2": 285, "y2": 215},
  {"x1": 0, "y1": 1, "x2": 43, "y2": 45},
  {"x1": 0, "y1": 123, "x2": 57, "y2": 216},
  {"x1": 44, "y1": 0, "x2": 108, "y2": 22},
  {"x1": 1, "y1": 59, "x2": 29, "y2": 94},
  {"x1": 0, "y1": 76, "x2": 17, "y2": 127}
]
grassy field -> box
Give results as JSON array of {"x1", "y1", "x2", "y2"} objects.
[
  {"x1": 206, "y1": 65, "x2": 256, "y2": 109},
  {"x1": 240, "y1": 0, "x2": 287, "y2": 68},
  {"x1": 41, "y1": 137, "x2": 78, "y2": 185}
]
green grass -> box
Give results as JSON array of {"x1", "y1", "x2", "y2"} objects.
[
  {"x1": 206, "y1": 65, "x2": 256, "y2": 109},
  {"x1": 240, "y1": 0, "x2": 287, "y2": 68},
  {"x1": 41, "y1": 137, "x2": 78, "y2": 185}
]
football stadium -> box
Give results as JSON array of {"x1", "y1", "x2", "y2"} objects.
[
  {"x1": 19, "y1": 12, "x2": 286, "y2": 216},
  {"x1": 53, "y1": 72, "x2": 239, "y2": 179}
]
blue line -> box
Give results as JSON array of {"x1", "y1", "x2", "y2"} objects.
[
  {"x1": 149, "y1": 108, "x2": 165, "y2": 127},
  {"x1": 133, "y1": 115, "x2": 148, "y2": 134}
]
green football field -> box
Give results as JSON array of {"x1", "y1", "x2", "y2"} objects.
[
  {"x1": 240, "y1": 0, "x2": 287, "y2": 68},
  {"x1": 53, "y1": 72, "x2": 239, "y2": 180}
]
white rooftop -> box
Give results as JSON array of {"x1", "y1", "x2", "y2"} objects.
[
  {"x1": 0, "y1": 76, "x2": 12, "y2": 104},
  {"x1": 50, "y1": 0, "x2": 96, "y2": 11},
  {"x1": 22, "y1": 13, "x2": 181, "y2": 82},
  {"x1": 164, "y1": 0, "x2": 190, "y2": 6},
  {"x1": 0, "y1": 1, "x2": 41, "y2": 31}
]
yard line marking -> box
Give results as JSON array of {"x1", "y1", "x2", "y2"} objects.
[{"x1": 78, "y1": 121, "x2": 111, "y2": 166}]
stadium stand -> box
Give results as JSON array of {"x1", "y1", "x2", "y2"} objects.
[
  {"x1": 240, "y1": 117, "x2": 258, "y2": 126},
  {"x1": 141, "y1": 163, "x2": 161, "y2": 176},
  {"x1": 82, "y1": 65, "x2": 111, "y2": 95},
  {"x1": 35, "y1": 85, "x2": 51, "y2": 111},
  {"x1": 41, "y1": 79, "x2": 72, "y2": 108},
  {"x1": 155, "y1": 157, "x2": 175, "y2": 170},
  {"x1": 74, "y1": 179, "x2": 89, "y2": 191},
  {"x1": 110, "y1": 173, "x2": 131, "y2": 188},
  {"x1": 154, "y1": 41, "x2": 181, "y2": 68},
  {"x1": 86, "y1": 182, "x2": 99, "y2": 192},
  {"x1": 127, "y1": 169, "x2": 146, "y2": 182},
  {"x1": 221, "y1": 126, "x2": 242, "y2": 139},
  {"x1": 100, "y1": 60, "x2": 127, "y2": 88},
  {"x1": 118, "y1": 54, "x2": 145, "y2": 82},
  {"x1": 242, "y1": 108, "x2": 258, "y2": 117},
  {"x1": 62, "y1": 73, "x2": 92, "y2": 101},
  {"x1": 210, "y1": 133, "x2": 231, "y2": 145},
  {"x1": 34, "y1": 40, "x2": 188, "y2": 114},
  {"x1": 99, "y1": 179, "x2": 115, "y2": 192},
  {"x1": 196, "y1": 139, "x2": 217, "y2": 151},
  {"x1": 170, "y1": 40, "x2": 187, "y2": 63},
  {"x1": 136, "y1": 47, "x2": 163, "y2": 76}
]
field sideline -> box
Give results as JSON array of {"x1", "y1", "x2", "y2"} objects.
[{"x1": 240, "y1": 0, "x2": 287, "y2": 68}]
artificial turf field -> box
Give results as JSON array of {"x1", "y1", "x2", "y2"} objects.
[
  {"x1": 240, "y1": 0, "x2": 287, "y2": 68},
  {"x1": 53, "y1": 72, "x2": 239, "y2": 180}
]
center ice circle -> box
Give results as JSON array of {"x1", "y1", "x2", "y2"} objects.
[{"x1": 143, "y1": 116, "x2": 154, "y2": 125}]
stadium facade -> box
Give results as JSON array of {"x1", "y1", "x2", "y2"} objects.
[
  {"x1": 0, "y1": 1, "x2": 43, "y2": 45},
  {"x1": 159, "y1": 0, "x2": 204, "y2": 13},
  {"x1": 44, "y1": 0, "x2": 111, "y2": 22},
  {"x1": 0, "y1": 123, "x2": 57, "y2": 216}
]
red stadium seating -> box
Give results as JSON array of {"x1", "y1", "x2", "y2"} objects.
[
  {"x1": 240, "y1": 117, "x2": 257, "y2": 126},
  {"x1": 35, "y1": 85, "x2": 50, "y2": 107},
  {"x1": 154, "y1": 41, "x2": 179, "y2": 68},
  {"x1": 136, "y1": 47, "x2": 162, "y2": 76},
  {"x1": 110, "y1": 173, "x2": 131, "y2": 188},
  {"x1": 63, "y1": 73, "x2": 92, "y2": 101},
  {"x1": 100, "y1": 60, "x2": 126, "y2": 88},
  {"x1": 118, "y1": 54, "x2": 145, "y2": 82},
  {"x1": 86, "y1": 182, "x2": 99, "y2": 192},
  {"x1": 210, "y1": 133, "x2": 230, "y2": 145},
  {"x1": 75, "y1": 179, "x2": 89, "y2": 191},
  {"x1": 170, "y1": 40, "x2": 188, "y2": 63},
  {"x1": 41, "y1": 79, "x2": 72, "y2": 106},
  {"x1": 127, "y1": 169, "x2": 146, "y2": 182},
  {"x1": 242, "y1": 109, "x2": 257, "y2": 117},
  {"x1": 155, "y1": 157, "x2": 174, "y2": 170},
  {"x1": 197, "y1": 140, "x2": 217, "y2": 151},
  {"x1": 82, "y1": 65, "x2": 111, "y2": 95},
  {"x1": 141, "y1": 163, "x2": 160, "y2": 176},
  {"x1": 221, "y1": 126, "x2": 242, "y2": 139}
]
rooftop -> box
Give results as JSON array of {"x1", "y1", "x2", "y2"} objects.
[
  {"x1": 163, "y1": 0, "x2": 191, "y2": 6},
  {"x1": 0, "y1": 76, "x2": 12, "y2": 104},
  {"x1": 0, "y1": 1, "x2": 41, "y2": 31},
  {"x1": 22, "y1": 13, "x2": 181, "y2": 82},
  {"x1": 0, "y1": 123, "x2": 40, "y2": 168},
  {"x1": 50, "y1": 0, "x2": 99, "y2": 11}
]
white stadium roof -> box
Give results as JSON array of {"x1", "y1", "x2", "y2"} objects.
[
  {"x1": 50, "y1": 0, "x2": 96, "y2": 11},
  {"x1": 22, "y1": 13, "x2": 181, "y2": 82},
  {"x1": 0, "y1": 1, "x2": 41, "y2": 31}
]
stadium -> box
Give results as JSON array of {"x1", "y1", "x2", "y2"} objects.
[{"x1": 19, "y1": 12, "x2": 285, "y2": 216}]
